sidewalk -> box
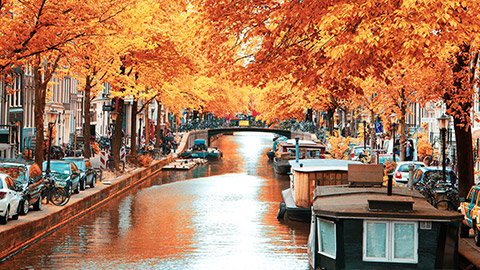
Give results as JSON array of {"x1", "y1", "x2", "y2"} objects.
[
  {"x1": 89, "y1": 132, "x2": 187, "y2": 176},
  {"x1": 0, "y1": 132, "x2": 190, "y2": 260}
]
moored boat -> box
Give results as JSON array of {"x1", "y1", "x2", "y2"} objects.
[
  {"x1": 308, "y1": 181, "x2": 462, "y2": 269},
  {"x1": 179, "y1": 139, "x2": 223, "y2": 160},
  {"x1": 273, "y1": 139, "x2": 325, "y2": 174},
  {"x1": 277, "y1": 159, "x2": 362, "y2": 222}
]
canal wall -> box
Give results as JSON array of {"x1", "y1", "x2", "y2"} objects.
[{"x1": 0, "y1": 157, "x2": 172, "y2": 261}]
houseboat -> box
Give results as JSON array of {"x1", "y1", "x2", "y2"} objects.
[
  {"x1": 277, "y1": 159, "x2": 362, "y2": 222},
  {"x1": 179, "y1": 139, "x2": 223, "y2": 160},
  {"x1": 308, "y1": 166, "x2": 462, "y2": 269},
  {"x1": 273, "y1": 139, "x2": 326, "y2": 174}
]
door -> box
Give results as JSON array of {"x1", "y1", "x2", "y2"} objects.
[{"x1": 5, "y1": 176, "x2": 20, "y2": 215}]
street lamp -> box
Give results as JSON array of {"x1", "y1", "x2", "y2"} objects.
[
  {"x1": 361, "y1": 113, "x2": 369, "y2": 150},
  {"x1": 109, "y1": 111, "x2": 119, "y2": 171},
  {"x1": 388, "y1": 113, "x2": 397, "y2": 196},
  {"x1": 437, "y1": 113, "x2": 449, "y2": 183}
]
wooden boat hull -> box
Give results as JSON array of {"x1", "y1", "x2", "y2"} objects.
[
  {"x1": 273, "y1": 159, "x2": 291, "y2": 175},
  {"x1": 266, "y1": 150, "x2": 275, "y2": 161},
  {"x1": 279, "y1": 188, "x2": 311, "y2": 222}
]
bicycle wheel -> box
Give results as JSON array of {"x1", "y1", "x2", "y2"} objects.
[
  {"x1": 434, "y1": 199, "x2": 456, "y2": 211},
  {"x1": 152, "y1": 149, "x2": 162, "y2": 160},
  {"x1": 50, "y1": 187, "x2": 69, "y2": 206}
]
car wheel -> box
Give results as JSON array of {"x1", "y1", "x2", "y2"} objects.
[
  {"x1": 20, "y1": 199, "x2": 30, "y2": 215},
  {"x1": 0, "y1": 207, "x2": 8, "y2": 224},
  {"x1": 90, "y1": 175, "x2": 96, "y2": 188},
  {"x1": 11, "y1": 211, "x2": 18, "y2": 220},
  {"x1": 475, "y1": 223, "x2": 480, "y2": 247},
  {"x1": 32, "y1": 197, "x2": 42, "y2": 211},
  {"x1": 80, "y1": 178, "x2": 86, "y2": 191},
  {"x1": 73, "y1": 183, "x2": 80, "y2": 194}
]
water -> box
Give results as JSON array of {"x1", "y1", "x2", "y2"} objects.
[{"x1": 1, "y1": 133, "x2": 309, "y2": 270}]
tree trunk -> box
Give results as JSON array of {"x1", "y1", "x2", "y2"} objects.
[
  {"x1": 83, "y1": 75, "x2": 92, "y2": 158},
  {"x1": 33, "y1": 55, "x2": 46, "y2": 168},
  {"x1": 327, "y1": 108, "x2": 334, "y2": 135},
  {"x1": 130, "y1": 99, "x2": 137, "y2": 155},
  {"x1": 445, "y1": 45, "x2": 475, "y2": 198},
  {"x1": 145, "y1": 107, "x2": 150, "y2": 144},
  {"x1": 454, "y1": 122, "x2": 474, "y2": 198},
  {"x1": 113, "y1": 98, "x2": 125, "y2": 171},
  {"x1": 155, "y1": 101, "x2": 162, "y2": 148},
  {"x1": 399, "y1": 93, "x2": 407, "y2": 161}
]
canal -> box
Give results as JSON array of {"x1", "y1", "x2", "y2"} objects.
[{"x1": 1, "y1": 133, "x2": 310, "y2": 269}]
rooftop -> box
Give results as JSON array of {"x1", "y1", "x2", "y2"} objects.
[
  {"x1": 312, "y1": 185, "x2": 463, "y2": 221},
  {"x1": 289, "y1": 159, "x2": 362, "y2": 172}
]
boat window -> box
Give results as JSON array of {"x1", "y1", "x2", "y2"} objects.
[
  {"x1": 317, "y1": 218, "x2": 336, "y2": 259},
  {"x1": 363, "y1": 220, "x2": 418, "y2": 263}
]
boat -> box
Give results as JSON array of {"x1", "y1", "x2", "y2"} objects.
[
  {"x1": 266, "y1": 136, "x2": 286, "y2": 161},
  {"x1": 179, "y1": 139, "x2": 223, "y2": 160},
  {"x1": 273, "y1": 138, "x2": 326, "y2": 174},
  {"x1": 277, "y1": 159, "x2": 362, "y2": 222},
  {"x1": 307, "y1": 166, "x2": 463, "y2": 269},
  {"x1": 162, "y1": 159, "x2": 206, "y2": 170}
]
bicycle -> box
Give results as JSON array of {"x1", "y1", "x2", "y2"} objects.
[
  {"x1": 433, "y1": 183, "x2": 459, "y2": 211},
  {"x1": 42, "y1": 175, "x2": 70, "y2": 206}
]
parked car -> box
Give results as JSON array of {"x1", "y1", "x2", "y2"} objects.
[
  {"x1": 459, "y1": 185, "x2": 480, "y2": 245},
  {"x1": 42, "y1": 161, "x2": 81, "y2": 195},
  {"x1": 350, "y1": 146, "x2": 372, "y2": 161},
  {"x1": 0, "y1": 159, "x2": 44, "y2": 214},
  {"x1": 374, "y1": 154, "x2": 400, "y2": 167},
  {"x1": 394, "y1": 161, "x2": 426, "y2": 186},
  {"x1": 62, "y1": 157, "x2": 96, "y2": 189},
  {"x1": 412, "y1": 166, "x2": 457, "y2": 185},
  {"x1": 0, "y1": 173, "x2": 21, "y2": 224}
]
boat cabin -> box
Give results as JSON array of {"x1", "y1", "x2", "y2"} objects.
[
  {"x1": 308, "y1": 170, "x2": 463, "y2": 269},
  {"x1": 274, "y1": 139, "x2": 326, "y2": 175},
  {"x1": 289, "y1": 159, "x2": 366, "y2": 209},
  {"x1": 275, "y1": 139, "x2": 325, "y2": 161}
]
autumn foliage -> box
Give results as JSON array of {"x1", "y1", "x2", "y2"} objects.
[
  {"x1": 137, "y1": 155, "x2": 153, "y2": 167},
  {"x1": 326, "y1": 135, "x2": 355, "y2": 160}
]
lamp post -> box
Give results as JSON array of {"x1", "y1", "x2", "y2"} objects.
[
  {"x1": 109, "y1": 111, "x2": 119, "y2": 171},
  {"x1": 388, "y1": 113, "x2": 396, "y2": 196},
  {"x1": 437, "y1": 113, "x2": 449, "y2": 183}
]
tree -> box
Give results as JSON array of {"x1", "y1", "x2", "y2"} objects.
[{"x1": 194, "y1": 0, "x2": 480, "y2": 197}]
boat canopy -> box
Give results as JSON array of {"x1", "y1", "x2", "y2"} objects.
[
  {"x1": 194, "y1": 139, "x2": 206, "y2": 145},
  {"x1": 289, "y1": 159, "x2": 362, "y2": 172}
]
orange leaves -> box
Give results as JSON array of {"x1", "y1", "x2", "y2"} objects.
[{"x1": 326, "y1": 135, "x2": 355, "y2": 160}]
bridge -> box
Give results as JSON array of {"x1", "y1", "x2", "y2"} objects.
[{"x1": 183, "y1": 127, "x2": 316, "y2": 148}]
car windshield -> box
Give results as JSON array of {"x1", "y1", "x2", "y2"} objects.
[
  {"x1": 0, "y1": 165, "x2": 26, "y2": 184},
  {"x1": 398, "y1": 164, "x2": 424, "y2": 172},
  {"x1": 423, "y1": 170, "x2": 456, "y2": 182},
  {"x1": 353, "y1": 147, "x2": 371, "y2": 155},
  {"x1": 378, "y1": 156, "x2": 400, "y2": 164},
  {"x1": 65, "y1": 159, "x2": 85, "y2": 171},
  {"x1": 43, "y1": 162, "x2": 71, "y2": 175}
]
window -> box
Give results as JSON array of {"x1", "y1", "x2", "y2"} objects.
[
  {"x1": 363, "y1": 220, "x2": 418, "y2": 263},
  {"x1": 317, "y1": 218, "x2": 336, "y2": 259}
]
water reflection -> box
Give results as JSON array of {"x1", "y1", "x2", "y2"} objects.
[{"x1": 2, "y1": 132, "x2": 309, "y2": 270}]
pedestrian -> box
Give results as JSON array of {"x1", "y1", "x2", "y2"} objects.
[
  {"x1": 405, "y1": 141, "x2": 413, "y2": 161},
  {"x1": 167, "y1": 131, "x2": 176, "y2": 153}
]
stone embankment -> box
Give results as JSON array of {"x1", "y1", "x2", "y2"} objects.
[{"x1": 0, "y1": 132, "x2": 191, "y2": 261}]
